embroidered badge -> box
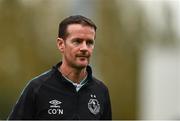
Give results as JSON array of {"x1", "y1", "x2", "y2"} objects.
[{"x1": 88, "y1": 94, "x2": 100, "y2": 115}]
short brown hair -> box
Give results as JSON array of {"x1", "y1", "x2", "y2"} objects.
[{"x1": 58, "y1": 15, "x2": 97, "y2": 39}]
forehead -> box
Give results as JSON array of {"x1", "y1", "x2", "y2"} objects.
[{"x1": 66, "y1": 24, "x2": 95, "y2": 37}]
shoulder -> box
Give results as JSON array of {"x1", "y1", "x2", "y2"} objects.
[
  {"x1": 30, "y1": 69, "x2": 53, "y2": 84},
  {"x1": 91, "y1": 76, "x2": 109, "y2": 92},
  {"x1": 24, "y1": 69, "x2": 54, "y2": 93}
]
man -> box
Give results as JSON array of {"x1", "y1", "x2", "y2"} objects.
[{"x1": 8, "y1": 15, "x2": 112, "y2": 120}]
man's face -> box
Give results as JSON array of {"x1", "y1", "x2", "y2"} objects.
[{"x1": 58, "y1": 24, "x2": 96, "y2": 69}]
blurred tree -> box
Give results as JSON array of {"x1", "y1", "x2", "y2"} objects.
[
  {"x1": 0, "y1": 0, "x2": 63, "y2": 119},
  {"x1": 97, "y1": 0, "x2": 146, "y2": 119},
  {"x1": 0, "y1": 0, "x2": 40, "y2": 118}
]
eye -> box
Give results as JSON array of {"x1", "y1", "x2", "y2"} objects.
[
  {"x1": 72, "y1": 39, "x2": 81, "y2": 45},
  {"x1": 86, "y1": 40, "x2": 94, "y2": 46}
]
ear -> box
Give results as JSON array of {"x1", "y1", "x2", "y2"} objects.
[{"x1": 57, "y1": 37, "x2": 65, "y2": 53}]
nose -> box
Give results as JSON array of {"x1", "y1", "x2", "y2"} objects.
[{"x1": 80, "y1": 41, "x2": 88, "y2": 51}]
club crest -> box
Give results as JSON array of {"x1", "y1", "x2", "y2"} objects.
[{"x1": 88, "y1": 94, "x2": 100, "y2": 115}]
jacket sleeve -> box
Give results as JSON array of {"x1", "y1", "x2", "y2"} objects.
[
  {"x1": 101, "y1": 87, "x2": 112, "y2": 120},
  {"x1": 8, "y1": 82, "x2": 36, "y2": 120}
]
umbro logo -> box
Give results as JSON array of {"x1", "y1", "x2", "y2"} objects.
[
  {"x1": 49, "y1": 99, "x2": 61, "y2": 108},
  {"x1": 48, "y1": 99, "x2": 63, "y2": 115}
]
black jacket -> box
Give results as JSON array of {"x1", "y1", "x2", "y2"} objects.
[{"x1": 8, "y1": 62, "x2": 112, "y2": 120}]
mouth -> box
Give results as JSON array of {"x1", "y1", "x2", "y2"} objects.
[
  {"x1": 76, "y1": 55, "x2": 89, "y2": 61},
  {"x1": 76, "y1": 54, "x2": 89, "y2": 58},
  {"x1": 77, "y1": 56, "x2": 88, "y2": 60},
  {"x1": 77, "y1": 56, "x2": 88, "y2": 58}
]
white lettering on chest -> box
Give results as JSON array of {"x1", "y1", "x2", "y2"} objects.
[
  {"x1": 48, "y1": 108, "x2": 63, "y2": 115},
  {"x1": 48, "y1": 99, "x2": 63, "y2": 115}
]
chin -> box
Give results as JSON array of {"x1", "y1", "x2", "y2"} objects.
[
  {"x1": 78, "y1": 64, "x2": 88, "y2": 68},
  {"x1": 76, "y1": 62, "x2": 88, "y2": 69},
  {"x1": 72, "y1": 59, "x2": 89, "y2": 69}
]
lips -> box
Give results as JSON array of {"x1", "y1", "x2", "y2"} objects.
[
  {"x1": 77, "y1": 56, "x2": 88, "y2": 58},
  {"x1": 76, "y1": 55, "x2": 90, "y2": 62},
  {"x1": 76, "y1": 54, "x2": 89, "y2": 58}
]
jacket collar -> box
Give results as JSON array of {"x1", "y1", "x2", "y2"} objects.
[{"x1": 53, "y1": 62, "x2": 93, "y2": 85}]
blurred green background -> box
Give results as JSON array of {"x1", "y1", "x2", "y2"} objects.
[{"x1": 0, "y1": 0, "x2": 179, "y2": 120}]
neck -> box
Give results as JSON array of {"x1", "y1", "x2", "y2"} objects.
[{"x1": 59, "y1": 62, "x2": 87, "y2": 84}]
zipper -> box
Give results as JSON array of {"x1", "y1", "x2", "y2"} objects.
[{"x1": 73, "y1": 88, "x2": 80, "y2": 119}]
